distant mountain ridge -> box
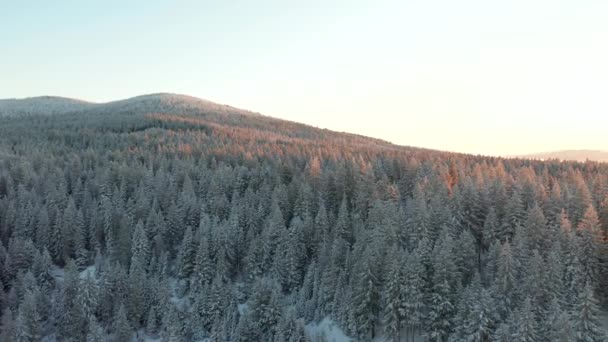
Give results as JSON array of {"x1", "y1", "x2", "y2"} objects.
[
  {"x1": 0, "y1": 96, "x2": 95, "y2": 116},
  {"x1": 0, "y1": 93, "x2": 259, "y2": 117},
  {"x1": 516, "y1": 150, "x2": 608, "y2": 163}
]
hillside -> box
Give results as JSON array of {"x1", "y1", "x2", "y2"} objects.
[
  {"x1": 517, "y1": 150, "x2": 608, "y2": 163},
  {"x1": 0, "y1": 93, "x2": 259, "y2": 118},
  {"x1": 0, "y1": 94, "x2": 606, "y2": 341},
  {"x1": 0, "y1": 96, "x2": 95, "y2": 116}
]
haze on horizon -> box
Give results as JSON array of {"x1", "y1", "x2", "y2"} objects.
[{"x1": 2, "y1": 0, "x2": 608, "y2": 156}]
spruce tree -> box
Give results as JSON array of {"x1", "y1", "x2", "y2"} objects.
[
  {"x1": 382, "y1": 248, "x2": 406, "y2": 341},
  {"x1": 511, "y1": 297, "x2": 538, "y2": 342},
  {"x1": 572, "y1": 283, "x2": 606, "y2": 342},
  {"x1": 113, "y1": 304, "x2": 133, "y2": 342}
]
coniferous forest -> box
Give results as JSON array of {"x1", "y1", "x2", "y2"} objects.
[{"x1": 0, "y1": 94, "x2": 607, "y2": 341}]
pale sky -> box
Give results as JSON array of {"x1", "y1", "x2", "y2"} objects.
[{"x1": 2, "y1": 1, "x2": 608, "y2": 156}]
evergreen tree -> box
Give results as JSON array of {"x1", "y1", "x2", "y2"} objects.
[
  {"x1": 511, "y1": 297, "x2": 538, "y2": 342},
  {"x1": 14, "y1": 292, "x2": 40, "y2": 342},
  {"x1": 113, "y1": 304, "x2": 133, "y2": 342},
  {"x1": 275, "y1": 217, "x2": 305, "y2": 292},
  {"x1": 501, "y1": 190, "x2": 525, "y2": 242},
  {"x1": 78, "y1": 272, "x2": 99, "y2": 329},
  {"x1": 194, "y1": 232, "x2": 214, "y2": 288},
  {"x1": 130, "y1": 220, "x2": 150, "y2": 270},
  {"x1": 86, "y1": 317, "x2": 106, "y2": 342},
  {"x1": 382, "y1": 248, "x2": 406, "y2": 341},
  {"x1": 244, "y1": 278, "x2": 282, "y2": 341},
  {"x1": 427, "y1": 231, "x2": 457, "y2": 341},
  {"x1": 403, "y1": 251, "x2": 425, "y2": 341},
  {"x1": 576, "y1": 206, "x2": 603, "y2": 285},
  {"x1": 0, "y1": 308, "x2": 16, "y2": 342},
  {"x1": 572, "y1": 283, "x2": 606, "y2": 342},
  {"x1": 351, "y1": 250, "x2": 380, "y2": 340},
  {"x1": 177, "y1": 224, "x2": 196, "y2": 279}
]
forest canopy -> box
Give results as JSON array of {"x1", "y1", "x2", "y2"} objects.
[{"x1": 0, "y1": 94, "x2": 606, "y2": 341}]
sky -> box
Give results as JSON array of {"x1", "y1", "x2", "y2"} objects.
[{"x1": 2, "y1": 0, "x2": 608, "y2": 156}]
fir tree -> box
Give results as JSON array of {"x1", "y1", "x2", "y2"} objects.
[
  {"x1": 511, "y1": 297, "x2": 538, "y2": 342},
  {"x1": 113, "y1": 304, "x2": 133, "y2": 342},
  {"x1": 572, "y1": 283, "x2": 606, "y2": 342}
]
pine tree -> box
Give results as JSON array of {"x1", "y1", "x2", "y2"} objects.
[
  {"x1": 511, "y1": 297, "x2": 538, "y2": 342},
  {"x1": 576, "y1": 206, "x2": 603, "y2": 285},
  {"x1": 427, "y1": 231, "x2": 457, "y2": 342},
  {"x1": 86, "y1": 317, "x2": 106, "y2": 342},
  {"x1": 545, "y1": 241, "x2": 566, "y2": 303},
  {"x1": 525, "y1": 203, "x2": 548, "y2": 253},
  {"x1": 494, "y1": 240, "x2": 518, "y2": 320},
  {"x1": 113, "y1": 304, "x2": 132, "y2": 342},
  {"x1": 501, "y1": 190, "x2": 525, "y2": 242},
  {"x1": 335, "y1": 196, "x2": 353, "y2": 245},
  {"x1": 482, "y1": 207, "x2": 500, "y2": 248},
  {"x1": 0, "y1": 308, "x2": 16, "y2": 342},
  {"x1": 275, "y1": 217, "x2": 305, "y2": 292},
  {"x1": 146, "y1": 305, "x2": 159, "y2": 336},
  {"x1": 127, "y1": 259, "x2": 148, "y2": 327},
  {"x1": 130, "y1": 220, "x2": 150, "y2": 270},
  {"x1": 383, "y1": 248, "x2": 406, "y2": 341},
  {"x1": 244, "y1": 278, "x2": 282, "y2": 341},
  {"x1": 457, "y1": 275, "x2": 495, "y2": 342},
  {"x1": 177, "y1": 224, "x2": 196, "y2": 279},
  {"x1": 546, "y1": 297, "x2": 572, "y2": 342},
  {"x1": 351, "y1": 250, "x2": 380, "y2": 340},
  {"x1": 404, "y1": 184, "x2": 430, "y2": 246},
  {"x1": 403, "y1": 251, "x2": 425, "y2": 341},
  {"x1": 59, "y1": 259, "x2": 85, "y2": 340},
  {"x1": 572, "y1": 283, "x2": 606, "y2": 342},
  {"x1": 14, "y1": 292, "x2": 40, "y2": 342},
  {"x1": 194, "y1": 233, "x2": 214, "y2": 288},
  {"x1": 493, "y1": 323, "x2": 512, "y2": 342},
  {"x1": 32, "y1": 248, "x2": 54, "y2": 291},
  {"x1": 78, "y1": 272, "x2": 99, "y2": 328}
]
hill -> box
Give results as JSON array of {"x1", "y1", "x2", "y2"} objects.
[
  {"x1": 0, "y1": 95, "x2": 94, "y2": 116},
  {"x1": 0, "y1": 93, "x2": 259, "y2": 118},
  {"x1": 517, "y1": 150, "x2": 608, "y2": 163},
  {"x1": 0, "y1": 93, "x2": 606, "y2": 341}
]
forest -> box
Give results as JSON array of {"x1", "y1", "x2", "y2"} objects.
[{"x1": 0, "y1": 94, "x2": 606, "y2": 341}]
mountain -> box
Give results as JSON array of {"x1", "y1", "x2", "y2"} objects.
[
  {"x1": 0, "y1": 95, "x2": 94, "y2": 116},
  {"x1": 0, "y1": 93, "x2": 607, "y2": 341},
  {"x1": 516, "y1": 150, "x2": 608, "y2": 163},
  {"x1": 0, "y1": 93, "x2": 259, "y2": 118}
]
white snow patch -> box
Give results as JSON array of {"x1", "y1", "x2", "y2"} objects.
[
  {"x1": 79, "y1": 265, "x2": 96, "y2": 279},
  {"x1": 305, "y1": 318, "x2": 352, "y2": 342},
  {"x1": 238, "y1": 303, "x2": 249, "y2": 315},
  {"x1": 167, "y1": 277, "x2": 190, "y2": 310},
  {"x1": 49, "y1": 266, "x2": 65, "y2": 283}
]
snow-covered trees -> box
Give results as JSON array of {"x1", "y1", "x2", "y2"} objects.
[
  {"x1": 572, "y1": 283, "x2": 606, "y2": 342},
  {"x1": 240, "y1": 279, "x2": 283, "y2": 341},
  {"x1": 0, "y1": 97, "x2": 608, "y2": 341},
  {"x1": 511, "y1": 297, "x2": 538, "y2": 342},
  {"x1": 426, "y1": 231, "x2": 458, "y2": 341},
  {"x1": 350, "y1": 248, "x2": 380, "y2": 340},
  {"x1": 382, "y1": 248, "x2": 407, "y2": 341}
]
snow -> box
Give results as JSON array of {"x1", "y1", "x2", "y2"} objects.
[
  {"x1": 167, "y1": 277, "x2": 190, "y2": 310},
  {"x1": 79, "y1": 265, "x2": 96, "y2": 279},
  {"x1": 305, "y1": 318, "x2": 352, "y2": 342},
  {"x1": 138, "y1": 328, "x2": 161, "y2": 342},
  {"x1": 238, "y1": 303, "x2": 249, "y2": 315},
  {"x1": 49, "y1": 265, "x2": 65, "y2": 283}
]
